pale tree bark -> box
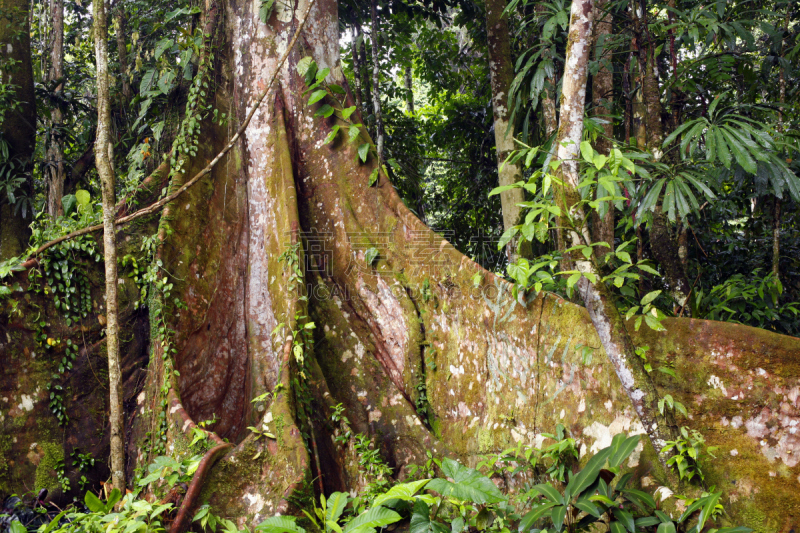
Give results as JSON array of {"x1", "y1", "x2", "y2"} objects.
[
  {"x1": 114, "y1": 4, "x2": 132, "y2": 101},
  {"x1": 370, "y1": 0, "x2": 384, "y2": 162},
  {"x1": 485, "y1": 0, "x2": 530, "y2": 261},
  {"x1": 0, "y1": 0, "x2": 35, "y2": 259},
  {"x1": 591, "y1": 0, "x2": 614, "y2": 260},
  {"x1": 93, "y1": 0, "x2": 126, "y2": 493},
  {"x1": 351, "y1": 21, "x2": 364, "y2": 114},
  {"x1": 554, "y1": 0, "x2": 677, "y2": 467},
  {"x1": 45, "y1": 0, "x2": 65, "y2": 217}
]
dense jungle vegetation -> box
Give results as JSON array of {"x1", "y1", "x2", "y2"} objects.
[{"x1": 0, "y1": 0, "x2": 798, "y2": 531}]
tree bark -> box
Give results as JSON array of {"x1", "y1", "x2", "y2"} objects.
[
  {"x1": 554, "y1": 0, "x2": 677, "y2": 467},
  {"x1": 45, "y1": 0, "x2": 65, "y2": 217},
  {"x1": 115, "y1": 4, "x2": 132, "y2": 101},
  {"x1": 485, "y1": 0, "x2": 530, "y2": 261},
  {"x1": 93, "y1": 0, "x2": 126, "y2": 493},
  {"x1": 370, "y1": 0, "x2": 384, "y2": 163},
  {"x1": 0, "y1": 0, "x2": 35, "y2": 259},
  {"x1": 591, "y1": 0, "x2": 614, "y2": 260},
  {"x1": 351, "y1": 22, "x2": 364, "y2": 114}
]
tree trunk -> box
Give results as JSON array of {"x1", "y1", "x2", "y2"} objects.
[
  {"x1": 45, "y1": 0, "x2": 65, "y2": 217},
  {"x1": 115, "y1": 4, "x2": 132, "y2": 101},
  {"x1": 370, "y1": 0, "x2": 384, "y2": 163},
  {"x1": 93, "y1": 0, "x2": 126, "y2": 493},
  {"x1": 485, "y1": 0, "x2": 530, "y2": 261},
  {"x1": 554, "y1": 0, "x2": 677, "y2": 467},
  {"x1": 356, "y1": 19, "x2": 371, "y2": 117},
  {"x1": 351, "y1": 22, "x2": 364, "y2": 114},
  {"x1": 0, "y1": 0, "x2": 35, "y2": 259},
  {"x1": 590, "y1": 0, "x2": 614, "y2": 260},
  {"x1": 404, "y1": 65, "x2": 413, "y2": 113}
]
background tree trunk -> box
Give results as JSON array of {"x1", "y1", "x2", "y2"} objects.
[
  {"x1": 370, "y1": 0, "x2": 384, "y2": 163},
  {"x1": 115, "y1": 4, "x2": 132, "y2": 102},
  {"x1": 485, "y1": 0, "x2": 530, "y2": 261},
  {"x1": 45, "y1": 0, "x2": 65, "y2": 217},
  {"x1": 591, "y1": 0, "x2": 615, "y2": 260},
  {"x1": 93, "y1": 0, "x2": 126, "y2": 493},
  {"x1": 0, "y1": 0, "x2": 36, "y2": 259}
]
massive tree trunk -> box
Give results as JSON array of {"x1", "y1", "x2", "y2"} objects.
[
  {"x1": 485, "y1": 0, "x2": 529, "y2": 261},
  {"x1": 2, "y1": 1, "x2": 800, "y2": 531},
  {"x1": 0, "y1": 0, "x2": 35, "y2": 258}
]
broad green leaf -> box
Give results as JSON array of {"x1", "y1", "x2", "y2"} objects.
[
  {"x1": 574, "y1": 499, "x2": 601, "y2": 518},
  {"x1": 566, "y1": 446, "x2": 613, "y2": 497},
  {"x1": 427, "y1": 458, "x2": 505, "y2": 504},
  {"x1": 620, "y1": 488, "x2": 655, "y2": 511},
  {"x1": 410, "y1": 501, "x2": 449, "y2": 533},
  {"x1": 609, "y1": 522, "x2": 626, "y2": 533},
  {"x1": 308, "y1": 90, "x2": 328, "y2": 105},
  {"x1": 550, "y1": 505, "x2": 567, "y2": 532},
  {"x1": 580, "y1": 141, "x2": 594, "y2": 163},
  {"x1": 609, "y1": 435, "x2": 641, "y2": 468},
  {"x1": 342, "y1": 106, "x2": 357, "y2": 120},
  {"x1": 349, "y1": 125, "x2": 361, "y2": 144},
  {"x1": 518, "y1": 502, "x2": 558, "y2": 532},
  {"x1": 325, "y1": 492, "x2": 349, "y2": 524},
  {"x1": 315, "y1": 104, "x2": 335, "y2": 118},
  {"x1": 372, "y1": 479, "x2": 430, "y2": 508},
  {"x1": 257, "y1": 516, "x2": 307, "y2": 533},
  {"x1": 358, "y1": 143, "x2": 370, "y2": 163},
  {"x1": 369, "y1": 168, "x2": 379, "y2": 186},
  {"x1": 343, "y1": 506, "x2": 401, "y2": 533},
  {"x1": 85, "y1": 490, "x2": 106, "y2": 513},
  {"x1": 489, "y1": 183, "x2": 522, "y2": 197},
  {"x1": 154, "y1": 38, "x2": 173, "y2": 60},
  {"x1": 324, "y1": 126, "x2": 340, "y2": 145},
  {"x1": 296, "y1": 56, "x2": 314, "y2": 77},
  {"x1": 612, "y1": 507, "x2": 635, "y2": 533},
  {"x1": 656, "y1": 522, "x2": 676, "y2": 533},
  {"x1": 566, "y1": 272, "x2": 581, "y2": 288},
  {"x1": 140, "y1": 69, "x2": 157, "y2": 93},
  {"x1": 641, "y1": 290, "x2": 661, "y2": 306},
  {"x1": 532, "y1": 483, "x2": 565, "y2": 505},
  {"x1": 365, "y1": 247, "x2": 378, "y2": 265}
]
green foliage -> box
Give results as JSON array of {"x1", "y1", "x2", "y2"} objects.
[{"x1": 662, "y1": 427, "x2": 717, "y2": 484}]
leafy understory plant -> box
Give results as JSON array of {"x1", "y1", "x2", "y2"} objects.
[{"x1": 256, "y1": 432, "x2": 749, "y2": 533}]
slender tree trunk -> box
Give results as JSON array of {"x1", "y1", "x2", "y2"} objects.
[
  {"x1": 115, "y1": 4, "x2": 132, "y2": 101},
  {"x1": 623, "y1": 52, "x2": 632, "y2": 144},
  {"x1": 45, "y1": 0, "x2": 65, "y2": 217},
  {"x1": 404, "y1": 65, "x2": 413, "y2": 113},
  {"x1": 93, "y1": 0, "x2": 126, "y2": 493},
  {"x1": 486, "y1": 0, "x2": 530, "y2": 261},
  {"x1": 591, "y1": 0, "x2": 614, "y2": 260},
  {"x1": 351, "y1": 20, "x2": 364, "y2": 115},
  {"x1": 773, "y1": 7, "x2": 788, "y2": 280},
  {"x1": 356, "y1": 19, "x2": 371, "y2": 117},
  {"x1": 370, "y1": 0, "x2": 384, "y2": 163},
  {"x1": 555, "y1": 0, "x2": 677, "y2": 467},
  {"x1": 0, "y1": 0, "x2": 35, "y2": 259}
]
